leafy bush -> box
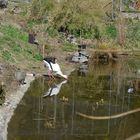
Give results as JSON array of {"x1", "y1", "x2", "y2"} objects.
[
  {"x1": 62, "y1": 43, "x2": 77, "y2": 52},
  {"x1": 105, "y1": 24, "x2": 117, "y2": 38},
  {"x1": 46, "y1": 28, "x2": 59, "y2": 37},
  {"x1": 69, "y1": 26, "x2": 95, "y2": 39},
  {"x1": 29, "y1": 0, "x2": 54, "y2": 20}
]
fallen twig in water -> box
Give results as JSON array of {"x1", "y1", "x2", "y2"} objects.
[
  {"x1": 125, "y1": 133, "x2": 140, "y2": 140},
  {"x1": 76, "y1": 108, "x2": 140, "y2": 120}
]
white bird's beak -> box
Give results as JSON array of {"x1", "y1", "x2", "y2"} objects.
[{"x1": 63, "y1": 75, "x2": 68, "y2": 80}]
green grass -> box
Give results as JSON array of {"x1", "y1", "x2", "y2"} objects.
[
  {"x1": 0, "y1": 25, "x2": 28, "y2": 42},
  {"x1": 62, "y1": 42, "x2": 77, "y2": 52},
  {"x1": 2, "y1": 50, "x2": 13, "y2": 61},
  {"x1": 33, "y1": 53, "x2": 43, "y2": 61},
  {"x1": 0, "y1": 24, "x2": 43, "y2": 65},
  {"x1": 46, "y1": 28, "x2": 59, "y2": 37},
  {"x1": 105, "y1": 24, "x2": 117, "y2": 38}
]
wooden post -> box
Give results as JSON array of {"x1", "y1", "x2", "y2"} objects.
[
  {"x1": 42, "y1": 45, "x2": 45, "y2": 58},
  {"x1": 112, "y1": 0, "x2": 115, "y2": 20},
  {"x1": 117, "y1": 0, "x2": 125, "y2": 46}
]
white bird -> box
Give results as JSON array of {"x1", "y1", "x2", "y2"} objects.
[
  {"x1": 43, "y1": 58, "x2": 68, "y2": 79},
  {"x1": 128, "y1": 87, "x2": 134, "y2": 94}
]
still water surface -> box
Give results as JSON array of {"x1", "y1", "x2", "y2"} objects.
[{"x1": 8, "y1": 56, "x2": 140, "y2": 140}]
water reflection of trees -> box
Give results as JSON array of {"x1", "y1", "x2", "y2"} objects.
[
  {"x1": 8, "y1": 57, "x2": 140, "y2": 140},
  {"x1": 40, "y1": 58, "x2": 140, "y2": 137}
]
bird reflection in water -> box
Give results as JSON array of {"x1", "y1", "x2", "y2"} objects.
[
  {"x1": 42, "y1": 80, "x2": 68, "y2": 129},
  {"x1": 42, "y1": 80, "x2": 67, "y2": 97}
]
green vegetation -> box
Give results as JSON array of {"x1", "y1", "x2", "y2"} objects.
[
  {"x1": 105, "y1": 24, "x2": 117, "y2": 38},
  {"x1": 2, "y1": 50, "x2": 12, "y2": 61},
  {"x1": 0, "y1": 25, "x2": 28, "y2": 42},
  {"x1": 122, "y1": 0, "x2": 139, "y2": 12},
  {"x1": 46, "y1": 27, "x2": 59, "y2": 37},
  {"x1": 28, "y1": 0, "x2": 140, "y2": 49},
  {"x1": 33, "y1": 53, "x2": 43, "y2": 61},
  {"x1": 0, "y1": 24, "x2": 43, "y2": 66},
  {"x1": 0, "y1": 0, "x2": 140, "y2": 69},
  {"x1": 29, "y1": 0, "x2": 105, "y2": 39},
  {"x1": 62, "y1": 42, "x2": 77, "y2": 52}
]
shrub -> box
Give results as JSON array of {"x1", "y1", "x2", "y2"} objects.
[
  {"x1": 46, "y1": 28, "x2": 59, "y2": 37},
  {"x1": 62, "y1": 43, "x2": 77, "y2": 52},
  {"x1": 105, "y1": 24, "x2": 117, "y2": 38}
]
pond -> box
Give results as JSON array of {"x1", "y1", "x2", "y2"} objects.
[{"x1": 7, "y1": 55, "x2": 140, "y2": 140}]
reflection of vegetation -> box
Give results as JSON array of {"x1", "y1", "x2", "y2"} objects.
[
  {"x1": 27, "y1": 77, "x2": 64, "y2": 97},
  {"x1": 60, "y1": 71, "x2": 114, "y2": 103},
  {"x1": 27, "y1": 78, "x2": 47, "y2": 97},
  {"x1": 10, "y1": 57, "x2": 140, "y2": 139},
  {"x1": 61, "y1": 59, "x2": 140, "y2": 106},
  {"x1": 127, "y1": 58, "x2": 140, "y2": 71}
]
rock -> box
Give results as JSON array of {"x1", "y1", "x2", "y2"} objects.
[
  {"x1": 15, "y1": 70, "x2": 26, "y2": 85},
  {"x1": 0, "y1": 0, "x2": 8, "y2": 8},
  {"x1": 71, "y1": 51, "x2": 89, "y2": 63}
]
